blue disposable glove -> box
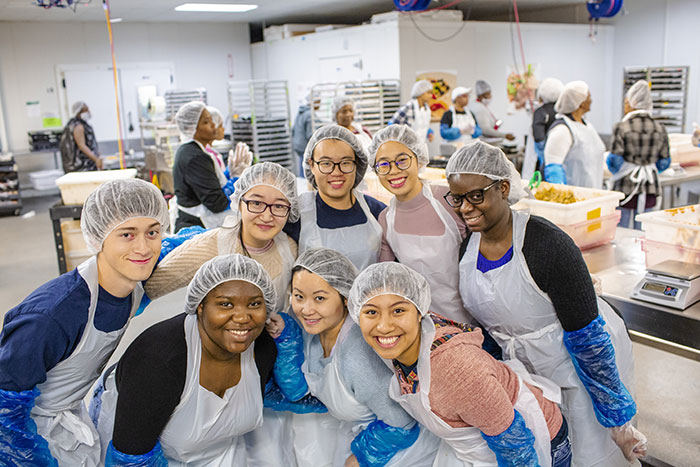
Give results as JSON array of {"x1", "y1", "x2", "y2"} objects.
[
  {"x1": 481, "y1": 410, "x2": 539, "y2": 467},
  {"x1": 105, "y1": 440, "x2": 167, "y2": 467},
  {"x1": 473, "y1": 122, "x2": 482, "y2": 139},
  {"x1": 351, "y1": 419, "x2": 420, "y2": 467},
  {"x1": 272, "y1": 313, "x2": 309, "y2": 401},
  {"x1": 606, "y1": 153, "x2": 625, "y2": 174},
  {"x1": 427, "y1": 128, "x2": 435, "y2": 140},
  {"x1": 0, "y1": 387, "x2": 57, "y2": 466},
  {"x1": 263, "y1": 379, "x2": 327, "y2": 414},
  {"x1": 656, "y1": 157, "x2": 671, "y2": 173},
  {"x1": 440, "y1": 124, "x2": 461, "y2": 141},
  {"x1": 563, "y1": 315, "x2": 636, "y2": 428},
  {"x1": 544, "y1": 163, "x2": 567, "y2": 184},
  {"x1": 159, "y1": 226, "x2": 207, "y2": 263},
  {"x1": 222, "y1": 178, "x2": 237, "y2": 198},
  {"x1": 534, "y1": 141, "x2": 545, "y2": 169}
]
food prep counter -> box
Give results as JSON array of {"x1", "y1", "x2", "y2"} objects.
[{"x1": 583, "y1": 227, "x2": 700, "y2": 361}]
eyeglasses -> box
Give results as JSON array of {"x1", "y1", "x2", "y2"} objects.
[
  {"x1": 374, "y1": 154, "x2": 414, "y2": 175},
  {"x1": 443, "y1": 180, "x2": 501, "y2": 207},
  {"x1": 240, "y1": 198, "x2": 291, "y2": 217},
  {"x1": 312, "y1": 158, "x2": 356, "y2": 174}
]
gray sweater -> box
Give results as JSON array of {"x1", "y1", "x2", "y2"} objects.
[{"x1": 305, "y1": 322, "x2": 415, "y2": 429}]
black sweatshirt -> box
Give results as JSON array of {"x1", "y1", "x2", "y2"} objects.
[
  {"x1": 173, "y1": 141, "x2": 229, "y2": 212},
  {"x1": 459, "y1": 215, "x2": 598, "y2": 332},
  {"x1": 532, "y1": 103, "x2": 558, "y2": 143},
  {"x1": 112, "y1": 313, "x2": 277, "y2": 455}
]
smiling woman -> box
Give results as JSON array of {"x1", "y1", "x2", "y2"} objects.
[{"x1": 91, "y1": 254, "x2": 279, "y2": 466}]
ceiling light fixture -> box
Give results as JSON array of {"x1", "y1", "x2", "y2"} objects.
[
  {"x1": 110, "y1": 18, "x2": 123, "y2": 23},
  {"x1": 174, "y1": 3, "x2": 258, "y2": 13}
]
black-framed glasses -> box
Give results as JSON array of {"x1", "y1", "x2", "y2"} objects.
[
  {"x1": 312, "y1": 158, "x2": 356, "y2": 174},
  {"x1": 240, "y1": 198, "x2": 291, "y2": 217},
  {"x1": 444, "y1": 180, "x2": 501, "y2": 207},
  {"x1": 374, "y1": 154, "x2": 414, "y2": 175}
]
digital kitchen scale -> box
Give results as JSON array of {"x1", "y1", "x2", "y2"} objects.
[{"x1": 631, "y1": 260, "x2": 700, "y2": 310}]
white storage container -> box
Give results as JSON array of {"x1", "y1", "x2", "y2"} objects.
[
  {"x1": 558, "y1": 211, "x2": 621, "y2": 250},
  {"x1": 636, "y1": 204, "x2": 700, "y2": 249},
  {"x1": 29, "y1": 169, "x2": 63, "y2": 191},
  {"x1": 513, "y1": 182, "x2": 625, "y2": 225},
  {"x1": 641, "y1": 238, "x2": 700, "y2": 268},
  {"x1": 60, "y1": 220, "x2": 88, "y2": 252},
  {"x1": 55, "y1": 169, "x2": 138, "y2": 205}
]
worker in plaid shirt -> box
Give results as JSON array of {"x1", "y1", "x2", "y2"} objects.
[
  {"x1": 389, "y1": 80, "x2": 435, "y2": 144},
  {"x1": 606, "y1": 80, "x2": 671, "y2": 229}
]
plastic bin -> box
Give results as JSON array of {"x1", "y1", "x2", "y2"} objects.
[
  {"x1": 636, "y1": 204, "x2": 700, "y2": 249},
  {"x1": 29, "y1": 169, "x2": 63, "y2": 191},
  {"x1": 55, "y1": 169, "x2": 138, "y2": 205},
  {"x1": 60, "y1": 220, "x2": 87, "y2": 252},
  {"x1": 557, "y1": 211, "x2": 621, "y2": 250},
  {"x1": 513, "y1": 182, "x2": 625, "y2": 225},
  {"x1": 641, "y1": 238, "x2": 700, "y2": 268}
]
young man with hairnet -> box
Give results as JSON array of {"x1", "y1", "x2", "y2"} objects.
[
  {"x1": 0, "y1": 178, "x2": 169, "y2": 466},
  {"x1": 389, "y1": 80, "x2": 435, "y2": 144},
  {"x1": 606, "y1": 80, "x2": 671, "y2": 229}
]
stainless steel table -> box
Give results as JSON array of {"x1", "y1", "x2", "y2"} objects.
[
  {"x1": 659, "y1": 165, "x2": 700, "y2": 208},
  {"x1": 583, "y1": 228, "x2": 700, "y2": 360}
]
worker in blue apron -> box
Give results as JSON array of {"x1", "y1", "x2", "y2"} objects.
[{"x1": 0, "y1": 178, "x2": 169, "y2": 466}]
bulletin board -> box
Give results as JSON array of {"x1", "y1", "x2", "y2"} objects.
[{"x1": 415, "y1": 70, "x2": 457, "y2": 122}]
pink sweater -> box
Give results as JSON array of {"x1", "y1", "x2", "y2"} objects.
[
  {"x1": 378, "y1": 184, "x2": 467, "y2": 262},
  {"x1": 399, "y1": 319, "x2": 562, "y2": 439}
]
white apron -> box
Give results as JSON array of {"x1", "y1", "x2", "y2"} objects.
[
  {"x1": 387, "y1": 317, "x2": 553, "y2": 467},
  {"x1": 350, "y1": 122, "x2": 373, "y2": 153},
  {"x1": 385, "y1": 182, "x2": 471, "y2": 322},
  {"x1": 558, "y1": 115, "x2": 606, "y2": 189},
  {"x1": 32, "y1": 256, "x2": 142, "y2": 467},
  {"x1": 298, "y1": 190, "x2": 383, "y2": 271},
  {"x1": 450, "y1": 108, "x2": 476, "y2": 144},
  {"x1": 458, "y1": 209, "x2": 635, "y2": 467},
  {"x1": 411, "y1": 99, "x2": 432, "y2": 144},
  {"x1": 159, "y1": 313, "x2": 262, "y2": 466},
  {"x1": 303, "y1": 318, "x2": 440, "y2": 467}
]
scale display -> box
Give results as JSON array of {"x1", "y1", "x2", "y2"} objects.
[{"x1": 641, "y1": 282, "x2": 679, "y2": 297}]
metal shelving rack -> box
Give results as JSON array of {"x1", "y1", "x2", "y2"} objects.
[
  {"x1": 0, "y1": 154, "x2": 21, "y2": 216},
  {"x1": 623, "y1": 66, "x2": 689, "y2": 133},
  {"x1": 228, "y1": 80, "x2": 294, "y2": 170},
  {"x1": 310, "y1": 79, "x2": 402, "y2": 133}
]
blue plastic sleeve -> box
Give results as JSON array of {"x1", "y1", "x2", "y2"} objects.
[
  {"x1": 158, "y1": 226, "x2": 207, "y2": 263},
  {"x1": 656, "y1": 157, "x2": 671, "y2": 173},
  {"x1": 272, "y1": 313, "x2": 309, "y2": 401},
  {"x1": 134, "y1": 293, "x2": 151, "y2": 317},
  {"x1": 534, "y1": 141, "x2": 545, "y2": 167},
  {"x1": 606, "y1": 153, "x2": 625, "y2": 174},
  {"x1": 351, "y1": 419, "x2": 420, "y2": 467},
  {"x1": 0, "y1": 387, "x2": 58, "y2": 466},
  {"x1": 440, "y1": 124, "x2": 461, "y2": 141},
  {"x1": 481, "y1": 410, "x2": 539, "y2": 467},
  {"x1": 222, "y1": 178, "x2": 236, "y2": 197},
  {"x1": 563, "y1": 315, "x2": 636, "y2": 428},
  {"x1": 105, "y1": 440, "x2": 168, "y2": 467},
  {"x1": 263, "y1": 379, "x2": 327, "y2": 414},
  {"x1": 473, "y1": 122, "x2": 482, "y2": 139},
  {"x1": 223, "y1": 166, "x2": 231, "y2": 179},
  {"x1": 544, "y1": 163, "x2": 567, "y2": 184}
]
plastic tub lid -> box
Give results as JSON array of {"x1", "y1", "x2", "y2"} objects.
[{"x1": 55, "y1": 169, "x2": 138, "y2": 186}]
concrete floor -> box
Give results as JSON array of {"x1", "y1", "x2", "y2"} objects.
[{"x1": 1, "y1": 196, "x2": 699, "y2": 466}]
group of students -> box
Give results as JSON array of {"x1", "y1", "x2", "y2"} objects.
[{"x1": 0, "y1": 96, "x2": 649, "y2": 466}]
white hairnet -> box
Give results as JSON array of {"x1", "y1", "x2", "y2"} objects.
[
  {"x1": 207, "y1": 106, "x2": 224, "y2": 128},
  {"x1": 175, "y1": 101, "x2": 207, "y2": 141},
  {"x1": 451, "y1": 86, "x2": 472, "y2": 101},
  {"x1": 537, "y1": 78, "x2": 564, "y2": 104},
  {"x1": 81, "y1": 178, "x2": 169, "y2": 254},
  {"x1": 555, "y1": 81, "x2": 589, "y2": 114},
  {"x1": 71, "y1": 101, "x2": 87, "y2": 117},
  {"x1": 230, "y1": 162, "x2": 300, "y2": 222},
  {"x1": 367, "y1": 124, "x2": 429, "y2": 169},
  {"x1": 303, "y1": 125, "x2": 368, "y2": 189},
  {"x1": 184, "y1": 254, "x2": 276, "y2": 315},
  {"x1": 294, "y1": 247, "x2": 358, "y2": 299},
  {"x1": 331, "y1": 96, "x2": 355, "y2": 122},
  {"x1": 626, "y1": 80, "x2": 653, "y2": 112},
  {"x1": 445, "y1": 140, "x2": 529, "y2": 205},
  {"x1": 411, "y1": 80, "x2": 433, "y2": 98},
  {"x1": 348, "y1": 262, "x2": 431, "y2": 323},
  {"x1": 475, "y1": 80, "x2": 491, "y2": 96}
]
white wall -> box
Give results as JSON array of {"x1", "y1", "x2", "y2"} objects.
[
  {"x1": 612, "y1": 0, "x2": 700, "y2": 132},
  {"x1": 251, "y1": 22, "x2": 400, "y2": 120},
  {"x1": 397, "y1": 17, "x2": 616, "y2": 149},
  {"x1": 0, "y1": 21, "x2": 252, "y2": 151}
]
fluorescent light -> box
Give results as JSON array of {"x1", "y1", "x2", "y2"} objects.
[
  {"x1": 110, "y1": 18, "x2": 123, "y2": 23},
  {"x1": 175, "y1": 3, "x2": 258, "y2": 12}
]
